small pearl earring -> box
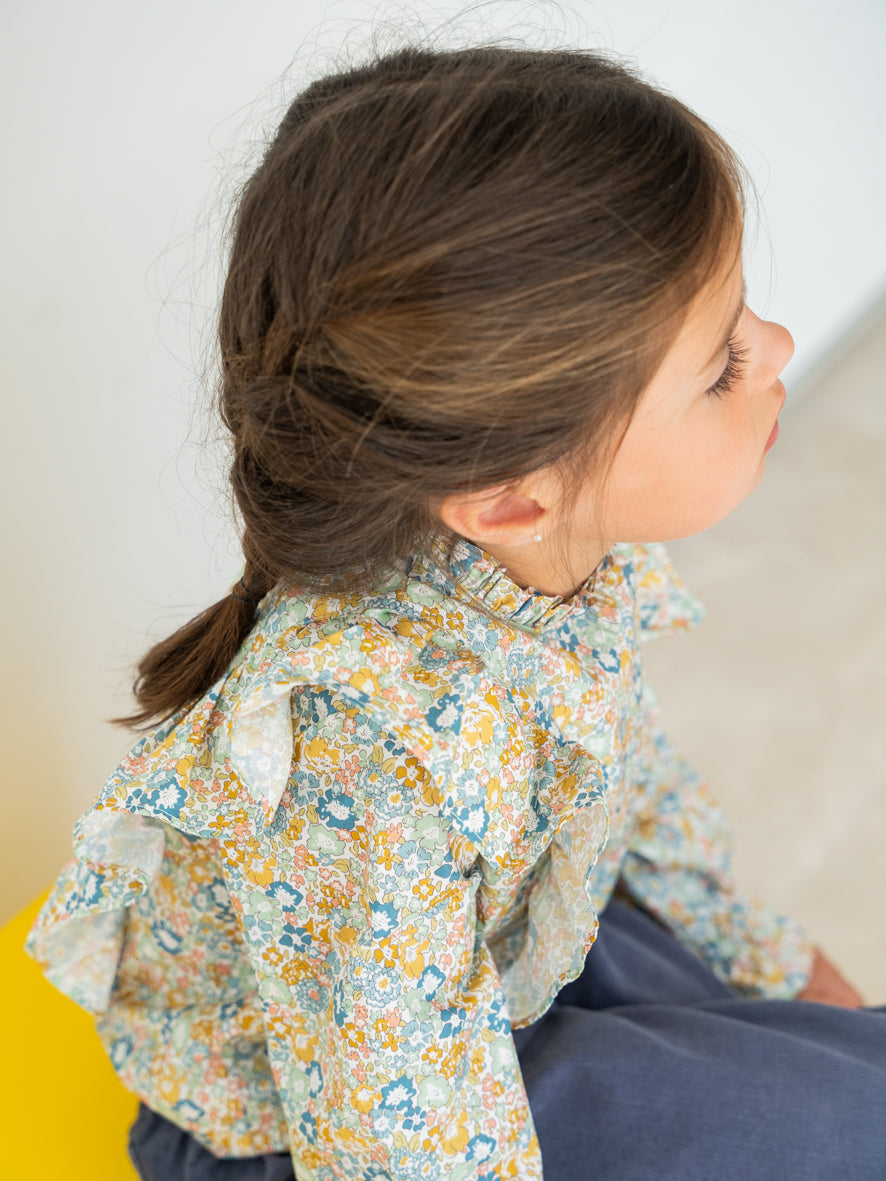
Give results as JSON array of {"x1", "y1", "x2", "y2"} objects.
[{"x1": 534, "y1": 532, "x2": 542, "y2": 543}]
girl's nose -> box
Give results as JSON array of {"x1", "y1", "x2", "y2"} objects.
[{"x1": 759, "y1": 318, "x2": 794, "y2": 387}]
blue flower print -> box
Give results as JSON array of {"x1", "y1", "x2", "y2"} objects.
[
  {"x1": 467, "y1": 1133, "x2": 498, "y2": 1164},
  {"x1": 369, "y1": 899, "x2": 398, "y2": 940},
  {"x1": 418, "y1": 962, "x2": 446, "y2": 1003},
  {"x1": 297, "y1": 1110, "x2": 317, "y2": 1146},
  {"x1": 278, "y1": 922, "x2": 311, "y2": 952},
  {"x1": 288, "y1": 767, "x2": 321, "y2": 809},
  {"x1": 218, "y1": 999, "x2": 243, "y2": 1023},
  {"x1": 447, "y1": 799, "x2": 489, "y2": 844},
  {"x1": 109, "y1": 1035, "x2": 133, "y2": 1070},
  {"x1": 433, "y1": 859, "x2": 461, "y2": 884},
  {"x1": 427, "y1": 691, "x2": 460, "y2": 732},
  {"x1": 76, "y1": 868, "x2": 105, "y2": 907},
  {"x1": 333, "y1": 978, "x2": 347, "y2": 1029},
  {"x1": 316, "y1": 790, "x2": 356, "y2": 831},
  {"x1": 393, "y1": 1150, "x2": 438, "y2": 1181},
  {"x1": 368, "y1": 1107, "x2": 399, "y2": 1137},
  {"x1": 267, "y1": 880, "x2": 304, "y2": 909},
  {"x1": 204, "y1": 878, "x2": 236, "y2": 923},
  {"x1": 438, "y1": 1002, "x2": 467, "y2": 1040},
  {"x1": 291, "y1": 977, "x2": 329, "y2": 1014},
  {"x1": 552, "y1": 627, "x2": 583, "y2": 655},
  {"x1": 264, "y1": 801, "x2": 288, "y2": 836},
  {"x1": 486, "y1": 990, "x2": 511, "y2": 1036},
  {"x1": 142, "y1": 773, "x2": 187, "y2": 821},
  {"x1": 592, "y1": 646, "x2": 622, "y2": 675},
  {"x1": 359, "y1": 959, "x2": 402, "y2": 1008},
  {"x1": 380, "y1": 1075, "x2": 419, "y2": 1120},
  {"x1": 362, "y1": 1166, "x2": 391, "y2": 1181},
  {"x1": 527, "y1": 801, "x2": 550, "y2": 838},
  {"x1": 174, "y1": 1098, "x2": 205, "y2": 1123},
  {"x1": 306, "y1": 1059, "x2": 323, "y2": 1098},
  {"x1": 151, "y1": 920, "x2": 184, "y2": 954},
  {"x1": 396, "y1": 840, "x2": 431, "y2": 879}
]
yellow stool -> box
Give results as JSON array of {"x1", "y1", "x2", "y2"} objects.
[{"x1": 0, "y1": 892, "x2": 139, "y2": 1179}]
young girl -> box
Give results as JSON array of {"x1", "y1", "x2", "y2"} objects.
[{"x1": 26, "y1": 44, "x2": 885, "y2": 1181}]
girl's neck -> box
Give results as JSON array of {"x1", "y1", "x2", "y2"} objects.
[{"x1": 481, "y1": 539, "x2": 611, "y2": 600}]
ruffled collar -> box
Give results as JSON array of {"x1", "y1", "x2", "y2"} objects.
[{"x1": 409, "y1": 534, "x2": 618, "y2": 634}]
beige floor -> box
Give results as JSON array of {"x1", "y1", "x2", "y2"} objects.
[{"x1": 643, "y1": 299, "x2": 886, "y2": 1006}]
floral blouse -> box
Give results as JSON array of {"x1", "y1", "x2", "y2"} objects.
[{"x1": 25, "y1": 538, "x2": 815, "y2": 1179}]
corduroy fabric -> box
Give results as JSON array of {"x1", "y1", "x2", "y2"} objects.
[{"x1": 512, "y1": 898, "x2": 886, "y2": 1181}]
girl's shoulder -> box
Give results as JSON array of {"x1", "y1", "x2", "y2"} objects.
[
  {"x1": 86, "y1": 574, "x2": 497, "y2": 841},
  {"x1": 88, "y1": 542, "x2": 702, "y2": 843},
  {"x1": 242, "y1": 540, "x2": 704, "y2": 681}
]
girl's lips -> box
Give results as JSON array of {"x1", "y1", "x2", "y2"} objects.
[{"x1": 765, "y1": 417, "x2": 779, "y2": 451}]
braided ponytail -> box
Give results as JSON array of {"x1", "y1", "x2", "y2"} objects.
[{"x1": 108, "y1": 551, "x2": 275, "y2": 731}]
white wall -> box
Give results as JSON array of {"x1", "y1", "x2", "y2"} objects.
[{"x1": 2, "y1": 0, "x2": 884, "y2": 921}]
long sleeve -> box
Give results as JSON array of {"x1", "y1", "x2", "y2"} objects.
[
  {"x1": 225, "y1": 683, "x2": 543, "y2": 1180},
  {"x1": 617, "y1": 682, "x2": 816, "y2": 999}
]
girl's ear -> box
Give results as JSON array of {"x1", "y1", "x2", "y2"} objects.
[{"x1": 437, "y1": 484, "x2": 549, "y2": 548}]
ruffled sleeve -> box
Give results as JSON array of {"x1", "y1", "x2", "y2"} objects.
[
  {"x1": 24, "y1": 808, "x2": 168, "y2": 1014},
  {"x1": 214, "y1": 660, "x2": 544, "y2": 1178},
  {"x1": 26, "y1": 608, "x2": 545, "y2": 1175},
  {"x1": 237, "y1": 596, "x2": 617, "y2": 1012},
  {"x1": 607, "y1": 546, "x2": 815, "y2": 998},
  {"x1": 24, "y1": 676, "x2": 236, "y2": 1015},
  {"x1": 617, "y1": 683, "x2": 816, "y2": 1000}
]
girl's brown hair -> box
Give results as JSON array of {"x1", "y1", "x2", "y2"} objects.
[{"x1": 111, "y1": 43, "x2": 746, "y2": 732}]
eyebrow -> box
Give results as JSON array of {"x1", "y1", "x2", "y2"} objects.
[{"x1": 704, "y1": 279, "x2": 747, "y2": 370}]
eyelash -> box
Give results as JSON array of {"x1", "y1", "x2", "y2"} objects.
[{"x1": 707, "y1": 338, "x2": 750, "y2": 398}]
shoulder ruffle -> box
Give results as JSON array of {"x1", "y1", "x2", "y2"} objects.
[
  {"x1": 611, "y1": 543, "x2": 705, "y2": 640},
  {"x1": 24, "y1": 812, "x2": 167, "y2": 1013},
  {"x1": 224, "y1": 610, "x2": 608, "y2": 853},
  {"x1": 24, "y1": 689, "x2": 228, "y2": 1012},
  {"x1": 220, "y1": 601, "x2": 615, "y2": 1028}
]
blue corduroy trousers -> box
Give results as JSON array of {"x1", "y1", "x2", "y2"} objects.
[{"x1": 128, "y1": 897, "x2": 886, "y2": 1180}]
